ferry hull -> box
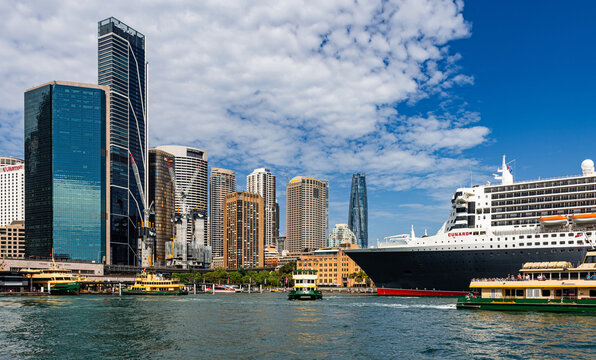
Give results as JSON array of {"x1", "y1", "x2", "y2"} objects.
[
  {"x1": 50, "y1": 282, "x2": 81, "y2": 295},
  {"x1": 288, "y1": 290, "x2": 323, "y2": 300},
  {"x1": 456, "y1": 297, "x2": 596, "y2": 312},
  {"x1": 346, "y1": 246, "x2": 589, "y2": 296}
]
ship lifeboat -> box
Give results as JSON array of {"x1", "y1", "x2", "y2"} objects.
[
  {"x1": 572, "y1": 213, "x2": 596, "y2": 224},
  {"x1": 539, "y1": 215, "x2": 568, "y2": 226}
]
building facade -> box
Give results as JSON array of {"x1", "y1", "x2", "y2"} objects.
[
  {"x1": 297, "y1": 243, "x2": 368, "y2": 287},
  {"x1": 148, "y1": 149, "x2": 175, "y2": 266},
  {"x1": 210, "y1": 168, "x2": 236, "y2": 257},
  {"x1": 286, "y1": 176, "x2": 329, "y2": 253},
  {"x1": 223, "y1": 192, "x2": 264, "y2": 270},
  {"x1": 98, "y1": 17, "x2": 147, "y2": 265},
  {"x1": 327, "y1": 224, "x2": 357, "y2": 247},
  {"x1": 247, "y1": 168, "x2": 277, "y2": 247},
  {"x1": 0, "y1": 157, "x2": 24, "y2": 227},
  {"x1": 24, "y1": 81, "x2": 108, "y2": 262},
  {"x1": 0, "y1": 220, "x2": 25, "y2": 259},
  {"x1": 154, "y1": 146, "x2": 208, "y2": 246},
  {"x1": 348, "y1": 173, "x2": 368, "y2": 248}
]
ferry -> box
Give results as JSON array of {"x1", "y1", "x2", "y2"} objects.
[
  {"x1": 288, "y1": 269, "x2": 322, "y2": 300},
  {"x1": 456, "y1": 251, "x2": 596, "y2": 312},
  {"x1": 122, "y1": 272, "x2": 188, "y2": 295},
  {"x1": 21, "y1": 258, "x2": 85, "y2": 295},
  {"x1": 346, "y1": 156, "x2": 595, "y2": 296}
]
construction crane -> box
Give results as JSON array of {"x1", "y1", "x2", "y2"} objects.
[
  {"x1": 165, "y1": 157, "x2": 212, "y2": 268},
  {"x1": 129, "y1": 153, "x2": 155, "y2": 267}
]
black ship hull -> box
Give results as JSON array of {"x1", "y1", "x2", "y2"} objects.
[{"x1": 345, "y1": 246, "x2": 589, "y2": 295}]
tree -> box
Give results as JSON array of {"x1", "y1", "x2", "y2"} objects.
[{"x1": 279, "y1": 261, "x2": 296, "y2": 274}]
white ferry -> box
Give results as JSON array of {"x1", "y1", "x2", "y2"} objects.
[{"x1": 346, "y1": 156, "x2": 596, "y2": 296}]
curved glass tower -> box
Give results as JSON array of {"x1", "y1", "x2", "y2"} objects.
[{"x1": 348, "y1": 173, "x2": 368, "y2": 248}]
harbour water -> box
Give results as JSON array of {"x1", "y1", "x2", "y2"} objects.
[{"x1": 1, "y1": 293, "x2": 594, "y2": 359}]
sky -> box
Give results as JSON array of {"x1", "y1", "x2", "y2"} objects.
[{"x1": 1, "y1": 1, "x2": 595, "y2": 246}]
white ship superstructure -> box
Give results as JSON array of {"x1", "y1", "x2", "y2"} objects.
[{"x1": 379, "y1": 156, "x2": 596, "y2": 253}]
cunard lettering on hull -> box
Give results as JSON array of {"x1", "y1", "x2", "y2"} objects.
[{"x1": 345, "y1": 156, "x2": 596, "y2": 295}]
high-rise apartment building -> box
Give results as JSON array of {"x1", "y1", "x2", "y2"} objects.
[
  {"x1": 24, "y1": 81, "x2": 109, "y2": 262},
  {"x1": 210, "y1": 168, "x2": 236, "y2": 257},
  {"x1": 154, "y1": 146, "x2": 208, "y2": 246},
  {"x1": 223, "y1": 191, "x2": 264, "y2": 270},
  {"x1": 348, "y1": 173, "x2": 368, "y2": 248},
  {"x1": 0, "y1": 220, "x2": 25, "y2": 259},
  {"x1": 286, "y1": 177, "x2": 329, "y2": 252},
  {"x1": 247, "y1": 168, "x2": 277, "y2": 247},
  {"x1": 98, "y1": 17, "x2": 147, "y2": 265},
  {"x1": 0, "y1": 157, "x2": 24, "y2": 227},
  {"x1": 148, "y1": 148, "x2": 175, "y2": 266},
  {"x1": 327, "y1": 224, "x2": 357, "y2": 247}
]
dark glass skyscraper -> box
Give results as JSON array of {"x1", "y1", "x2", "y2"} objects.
[
  {"x1": 98, "y1": 17, "x2": 147, "y2": 265},
  {"x1": 24, "y1": 81, "x2": 108, "y2": 262},
  {"x1": 348, "y1": 173, "x2": 368, "y2": 248}
]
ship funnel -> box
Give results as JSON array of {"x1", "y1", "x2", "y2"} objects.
[{"x1": 581, "y1": 159, "x2": 594, "y2": 176}]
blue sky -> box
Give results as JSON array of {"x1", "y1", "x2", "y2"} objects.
[{"x1": 1, "y1": 1, "x2": 595, "y2": 246}]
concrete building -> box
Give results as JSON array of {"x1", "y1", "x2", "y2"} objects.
[
  {"x1": 297, "y1": 243, "x2": 368, "y2": 287},
  {"x1": 25, "y1": 81, "x2": 109, "y2": 263},
  {"x1": 0, "y1": 157, "x2": 24, "y2": 227},
  {"x1": 210, "y1": 168, "x2": 236, "y2": 257},
  {"x1": 148, "y1": 148, "x2": 175, "y2": 266},
  {"x1": 154, "y1": 146, "x2": 208, "y2": 246},
  {"x1": 223, "y1": 192, "x2": 264, "y2": 270},
  {"x1": 99, "y1": 17, "x2": 148, "y2": 265},
  {"x1": 327, "y1": 224, "x2": 357, "y2": 247},
  {"x1": 348, "y1": 173, "x2": 368, "y2": 248},
  {"x1": 286, "y1": 176, "x2": 329, "y2": 252},
  {"x1": 247, "y1": 168, "x2": 277, "y2": 247},
  {"x1": 0, "y1": 220, "x2": 25, "y2": 259}
]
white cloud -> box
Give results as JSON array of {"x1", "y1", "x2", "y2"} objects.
[{"x1": 0, "y1": 0, "x2": 488, "y2": 195}]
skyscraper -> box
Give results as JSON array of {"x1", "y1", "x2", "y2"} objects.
[
  {"x1": 327, "y1": 224, "x2": 357, "y2": 247},
  {"x1": 98, "y1": 17, "x2": 147, "y2": 265},
  {"x1": 24, "y1": 81, "x2": 109, "y2": 262},
  {"x1": 348, "y1": 173, "x2": 368, "y2": 248},
  {"x1": 148, "y1": 148, "x2": 175, "y2": 266},
  {"x1": 154, "y1": 146, "x2": 208, "y2": 246},
  {"x1": 286, "y1": 176, "x2": 329, "y2": 252},
  {"x1": 223, "y1": 191, "x2": 264, "y2": 270},
  {"x1": 0, "y1": 157, "x2": 24, "y2": 227},
  {"x1": 209, "y1": 168, "x2": 236, "y2": 257},
  {"x1": 246, "y1": 168, "x2": 277, "y2": 247}
]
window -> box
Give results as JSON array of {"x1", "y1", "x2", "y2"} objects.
[{"x1": 527, "y1": 288, "x2": 540, "y2": 298}]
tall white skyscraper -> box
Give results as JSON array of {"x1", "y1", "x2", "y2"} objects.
[
  {"x1": 247, "y1": 168, "x2": 277, "y2": 247},
  {"x1": 154, "y1": 145, "x2": 208, "y2": 245},
  {"x1": 0, "y1": 157, "x2": 24, "y2": 227}
]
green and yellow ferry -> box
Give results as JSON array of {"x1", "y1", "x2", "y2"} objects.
[
  {"x1": 288, "y1": 269, "x2": 322, "y2": 300},
  {"x1": 457, "y1": 251, "x2": 596, "y2": 312},
  {"x1": 122, "y1": 271, "x2": 188, "y2": 295},
  {"x1": 22, "y1": 258, "x2": 85, "y2": 295}
]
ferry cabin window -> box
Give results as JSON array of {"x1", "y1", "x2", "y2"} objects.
[
  {"x1": 585, "y1": 256, "x2": 596, "y2": 263},
  {"x1": 515, "y1": 289, "x2": 524, "y2": 297},
  {"x1": 541, "y1": 289, "x2": 551, "y2": 297},
  {"x1": 590, "y1": 290, "x2": 596, "y2": 297},
  {"x1": 527, "y1": 289, "x2": 540, "y2": 298}
]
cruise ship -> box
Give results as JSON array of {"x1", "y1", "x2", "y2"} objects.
[{"x1": 345, "y1": 156, "x2": 596, "y2": 296}]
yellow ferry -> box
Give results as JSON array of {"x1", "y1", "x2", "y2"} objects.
[
  {"x1": 122, "y1": 272, "x2": 188, "y2": 295},
  {"x1": 21, "y1": 258, "x2": 85, "y2": 295}
]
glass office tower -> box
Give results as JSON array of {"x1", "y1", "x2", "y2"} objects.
[
  {"x1": 98, "y1": 17, "x2": 147, "y2": 265},
  {"x1": 348, "y1": 173, "x2": 368, "y2": 248},
  {"x1": 24, "y1": 81, "x2": 108, "y2": 262}
]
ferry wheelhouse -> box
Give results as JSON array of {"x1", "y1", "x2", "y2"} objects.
[
  {"x1": 288, "y1": 270, "x2": 322, "y2": 300},
  {"x1": 122, "y1": 272, "x2": 188, "y2": 295},
  {"x1": 457, "y1": 251, "x2": 596, "y2": 312},
  {"x1": 346, "y1": 156, "x2": 596, "y2": 296}
]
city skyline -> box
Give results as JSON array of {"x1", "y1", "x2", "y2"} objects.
[{"x1": 2, "y1": 2, "x2": 596, "y2": 244}]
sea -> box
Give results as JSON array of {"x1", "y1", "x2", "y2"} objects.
[{"x1": 0, "y1": 293, "x2": 594, "y2": 359}]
